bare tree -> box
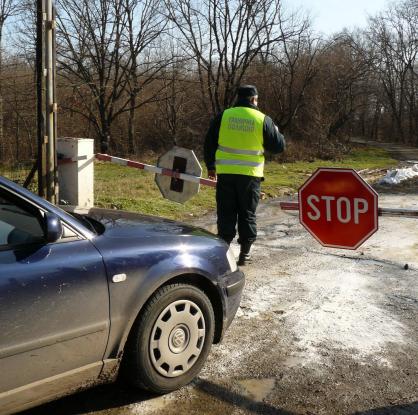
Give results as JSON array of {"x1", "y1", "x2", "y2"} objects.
[
  {"x1": 264, "y1": 15, "x2": 320, "y2": 134},
  {"x1": 57, "y1": 0, "x2": 172, "y2": 154},
  {"x1": 122, "y1": 0, "x2": 168, "y2": 154},
  {"x1": 4, "y1": 0, "x2": 415, "y2": 162},
  {"x1": 14, "y1": 0, "x2": 38, "y2": 67},
  {"x1": 366, "y1": 0, "x2": 418, "y2": 143},
  {"x1": 0, "y1": 0, "x2": 21, "y2": 158},
  {"x1": 164, "y1": 0, "x2": 300, "y2": 115},
  {"x1": 57, "y1": 0, "x2": 131, "y2": 152},
  {"x1": 0, "y1": 0, "x2": 20, "y2": 55}
]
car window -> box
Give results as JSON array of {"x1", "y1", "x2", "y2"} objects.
[
  {"x1": 62, "y1": 225, "x2": 78, "y2": 238},
  {"x1": 0, "y1": 189, "x2": 45, "y2": 248}
]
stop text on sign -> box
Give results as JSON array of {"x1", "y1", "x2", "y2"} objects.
[
  {"x1": 306, "y1": 196, "x2": 368, "y2": 224},
  {"x1": 299, "y1": 168, "x2": 378, "y2": 249}
]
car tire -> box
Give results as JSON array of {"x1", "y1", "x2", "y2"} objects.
[{"x1": 123, "y1": 283, "x2": 215, "y2": 394}]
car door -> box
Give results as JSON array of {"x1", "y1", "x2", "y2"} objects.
[{"x1": 0, "y1": 186, "x2": 110, "y2": 393}]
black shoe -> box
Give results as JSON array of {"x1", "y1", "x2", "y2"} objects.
[{"x1": 237, "y1": 252, "x2": 252, "y2": 266}]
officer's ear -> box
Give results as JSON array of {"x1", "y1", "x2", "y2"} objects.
[{"x1": 251, "y1": 96, "x2": 258, "y2": 106}]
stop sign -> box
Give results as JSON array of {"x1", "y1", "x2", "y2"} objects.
[{"x1": 299, "y1": 168, "x2": 378, "y2": 249}]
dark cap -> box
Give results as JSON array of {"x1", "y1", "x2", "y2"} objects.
[{"x1": 237, "y1": 85, "x2": 258, "y2": 98}]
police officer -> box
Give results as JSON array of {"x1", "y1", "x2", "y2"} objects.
[{"x1": 204, "y1": 85, "x2": 285, "y2": 266}]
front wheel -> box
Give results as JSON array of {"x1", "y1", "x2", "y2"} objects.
[{"x1": 123, "y1": 283, "x2": 215, "y2": 393}]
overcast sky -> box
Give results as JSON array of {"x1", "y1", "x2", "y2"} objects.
[{"x1": 283, "y1": 0, "x2": 390, "y2": 35}]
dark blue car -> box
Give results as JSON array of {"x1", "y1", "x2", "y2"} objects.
[{"x1": 0, "y1": 176, "x2": 244, "y2": 414}]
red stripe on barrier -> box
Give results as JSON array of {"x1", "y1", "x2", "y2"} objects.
[
  {"x1": 280, "y1": 201, "x2": 299, "y2": 210},
  {"x1": 126, "y1": 160, "x2": 145, "y2": 170},
  {"x1": 162, "y1": 168, "x2": 180, "y2": 178},
  {"x1": 200, "y1": 178, "x2": 217, "y2": 188},
  {"x1": 96, "y1": 154, "x2": 112, "y2": 162}
]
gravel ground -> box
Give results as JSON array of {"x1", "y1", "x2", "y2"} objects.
[{"x1": 23, "y1": 177, "x2": 418, "y2": 415}]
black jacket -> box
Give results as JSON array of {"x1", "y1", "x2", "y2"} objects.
[{"x1": 204, "y1": 99, "x2": 285, "y2": 172}]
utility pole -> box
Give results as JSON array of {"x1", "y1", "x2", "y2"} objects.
[
  {"x1": 36, "y1": 0, "x2": 57, "y2": 202},
  {"x1": 36, "y1": 0, "x2": 47, "y2": 198},
  {"x1": 45, "y1": 0, "x2": 57, "y2": 203}
]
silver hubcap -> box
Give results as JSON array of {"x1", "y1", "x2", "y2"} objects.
[{"x1": 150, "y1": 299, "x2": 206, "y2": 378}]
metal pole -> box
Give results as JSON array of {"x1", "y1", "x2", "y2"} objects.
[
  {"x1": 36, "y1": 0, "x2": 47, "y2": 197},
  {"x1": 378, "y1": 207, "x2": 418, "y2": 218},
  {"x1": 52, "y1": 4, "x2": 58, "y2": 200},
  {"x1": 279, "y1": 201, "x2": 418, "y2": 218},
  {"x1": 45, "y1": 0, "x2": 57, "y2": 203}
]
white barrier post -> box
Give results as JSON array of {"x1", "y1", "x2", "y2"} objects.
[{"x1": 57, "y1": 138, "x2": 94, "y2": 207}]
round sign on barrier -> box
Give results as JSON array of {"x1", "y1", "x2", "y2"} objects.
[
  {"x1": 299, "y1": 168, "x2": 378, "y2": 249},
  {"x1": 155, "y1": 147, "x2": 202, "y2": 204}
]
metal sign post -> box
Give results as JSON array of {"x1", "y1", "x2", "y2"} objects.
[{"x1": 281, "y1": 201, "x2": 418, "y2": 219}]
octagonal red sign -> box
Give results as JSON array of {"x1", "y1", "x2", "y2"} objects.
[{"x1": 299, "y1": 168, "x2": 378, "y2": 249}]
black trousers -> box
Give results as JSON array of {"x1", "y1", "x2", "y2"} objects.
[{"x1": 216, "y1": 174, "x2": 261, "y2": 246}]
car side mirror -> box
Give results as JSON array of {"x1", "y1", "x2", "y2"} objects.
[{"x1": 44, "y1": 212, "x2": 63, "y2": 243}]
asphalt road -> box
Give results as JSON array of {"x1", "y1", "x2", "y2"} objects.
[{"x1": 22, "y1": 175, "x2": 418, "y2": 415}]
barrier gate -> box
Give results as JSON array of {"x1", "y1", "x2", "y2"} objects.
[
  {"x1": 58, "y1": 143, "x2": 418, "y2": 250},
  {"x1": 96, "y1": 148, "x2": 216, "y2": 204}
]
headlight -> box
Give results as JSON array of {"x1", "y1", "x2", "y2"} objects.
[{"x1": 226, "y1": 246, "x2": 238, "y2": 272}]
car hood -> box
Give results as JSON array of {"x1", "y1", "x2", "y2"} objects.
[
  {"x1": 67, "y1": 207, "x2": 217, "y2": 241},
  {"x1": 63, "y1": 207, "x2": 231, "y2": 282}
]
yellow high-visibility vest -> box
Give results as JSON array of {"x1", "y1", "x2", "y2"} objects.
[{"x1": 215, "y1": 107, "x2": 265, "y2": 177}]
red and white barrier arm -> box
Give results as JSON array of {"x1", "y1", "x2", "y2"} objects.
[
  {"x1": 280, "y1": 201, "x2": 418, "y2": 218},
  {"x1": 95, "y1": 153, "x2": 217, "y2": 188}
]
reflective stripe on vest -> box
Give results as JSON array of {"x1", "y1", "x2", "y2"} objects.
[
  {"x1": 216, "y1": 107, "x2": 265, "y2": 177},
  {"x1": 217, "y1": 145, "x2": 264, "y2": 156},
  {"x1": 216, "y1": 159, "x2": 264, "y2": 167}
]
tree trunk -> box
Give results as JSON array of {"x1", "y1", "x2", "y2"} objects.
[
  {"x1": 127, "y1": 93, "x2": 136, "y2": 155},
  {"x1": 15, "y1": 112, "x2": 19, "y2": 161},
  {"x1": 99, "y1": 118, "x2": 110, "y2": 153}
]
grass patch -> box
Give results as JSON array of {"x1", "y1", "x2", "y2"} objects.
[
  {"x1": 95, "y1": 162, "x2": 217, "y2": 220},
  {"x1": 262, "y1": 147, "x2": 398, "y2": 198},
  {"x1": 95, "y1": 146, "x2": 397, "y2": 220},
  {"x1": 0, "y1": 162, "x2": 38, "y2": 193}
]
